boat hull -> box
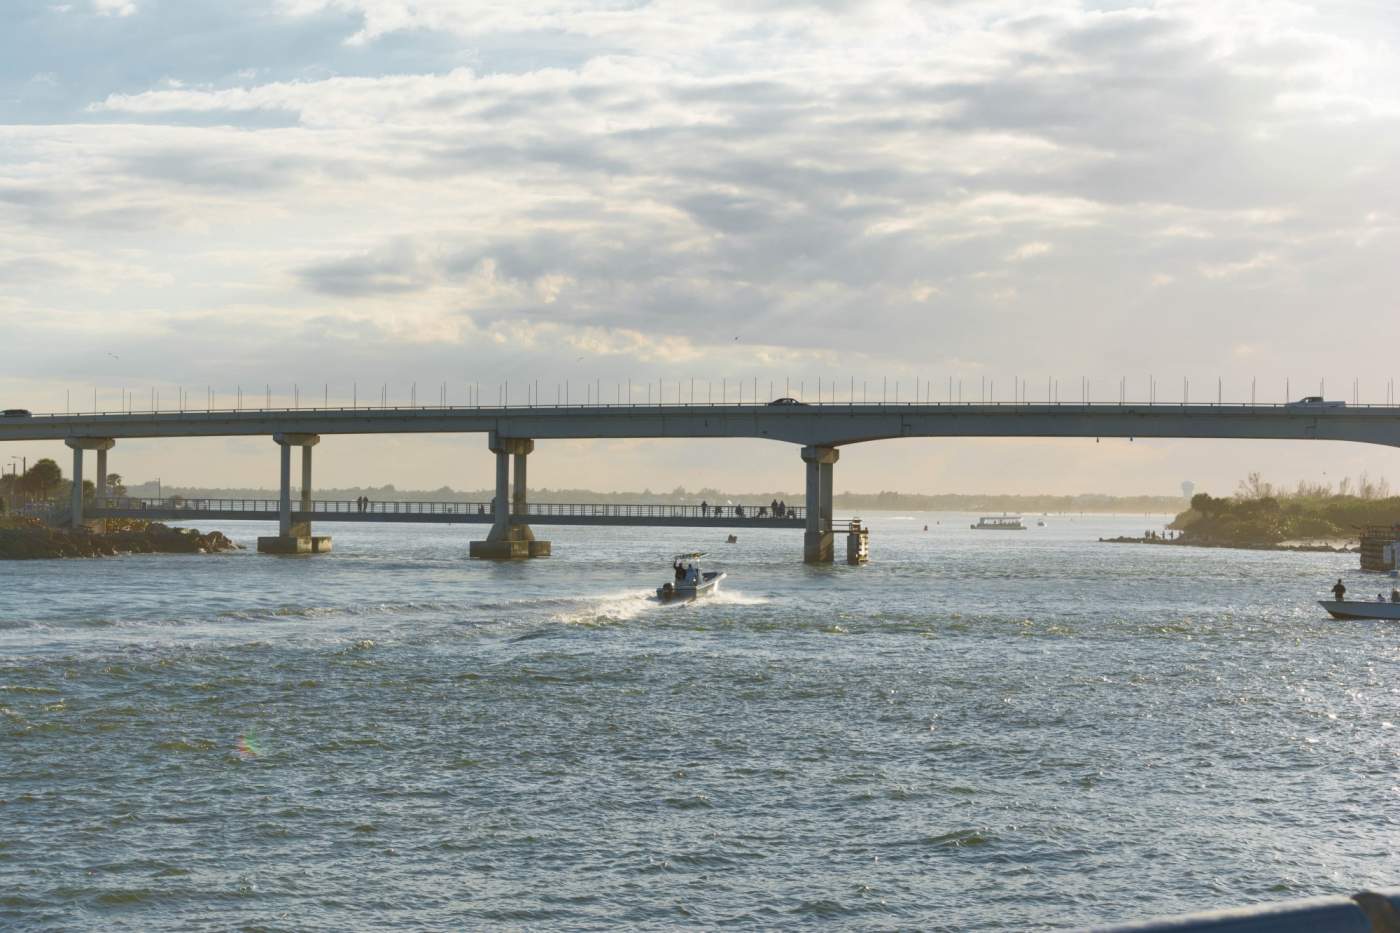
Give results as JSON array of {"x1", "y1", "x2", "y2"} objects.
[{"x1": 1319, "y1": 600, "x2": 1400, "y2": 620}]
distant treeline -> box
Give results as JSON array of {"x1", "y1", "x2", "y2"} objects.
[
  {"x1": 830, "y1": 492, "x2": 1184, "y2": 513},
  {"x1": 124, "y1": 481, "x2": 1183, "y2": 513}
]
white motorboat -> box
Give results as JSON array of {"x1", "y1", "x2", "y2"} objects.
[
  {"x1": 1319, "y1": 600, "x2": 1400, "y2": 620},
  {"x1": 657, "y1": 552, "x2": 726, "y2": 602},
  {"x1": 971, "y1": 515, "x2": 1025, "y2": 530}
]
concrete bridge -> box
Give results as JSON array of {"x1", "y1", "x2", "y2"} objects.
[{"x1": 4, "y1": 399, "x2": 1396, "y2": 561}]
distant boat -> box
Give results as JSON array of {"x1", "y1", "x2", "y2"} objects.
[
  {"x1": 1319, "y1": 600, "x2": 1400, "y2": 620},
  {"x1": 971, "y1": 515, "x2": 1025, "y2": 530}
]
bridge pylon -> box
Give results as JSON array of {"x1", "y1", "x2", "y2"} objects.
[
  {"x1": 801, "y1": 445, "x2": 839, "y2": 563},
  {"x1": 470, "y1": 434, "x2": 550, "y2": 559},
  {"x1": 257, "y1": 433, "x2": 331, "y2": 554},
  {"x1": 64, "y1": 437, "x2": 115, "y2": 529}
]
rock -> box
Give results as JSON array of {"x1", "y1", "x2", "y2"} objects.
[{"x1": 0, "y1": 520, "x2": 240, "y2": 560}]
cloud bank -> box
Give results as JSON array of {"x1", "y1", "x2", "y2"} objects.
[{"x1": 3, "y1": 0, "x2": 1400, "y2": 492}]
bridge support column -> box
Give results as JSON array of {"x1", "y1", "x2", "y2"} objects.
[
  {"x1": 96, "y1": 446, "x2": 108, "y2": 511},
  {"x1": 801, "y1": 445, "x2": 839, "y2": 563},
  {"x1": 258, "y1": 433, "x2": 331, "y2": 554},
  {"x1": 471, "y1": 435, "x2": 549, "y2": 559},
  {"x1": 64, "y1": 438, "x2": 114, "y2": 529}
]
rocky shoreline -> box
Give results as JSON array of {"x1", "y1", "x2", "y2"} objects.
[
  {"x1": 1101, "y1": 535, "x2": 1356, "y2": 554},
  {"x1": 0, "y1": 518, "x2": 241, "y2": 560}
]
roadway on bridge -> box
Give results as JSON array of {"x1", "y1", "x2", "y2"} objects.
[{"x1": 4, "y1": 400, "x2": 1396, "y2": 448}]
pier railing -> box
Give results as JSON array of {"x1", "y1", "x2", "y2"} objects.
[
  {"x1": 517, "y1": 502, "x2": 804, "y2": 520},
  {"x1": 96, "y1": 497, "x2": 808, "y2": 522}
]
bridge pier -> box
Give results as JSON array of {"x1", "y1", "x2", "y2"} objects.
[
  {"x1": 64, "y1": 437, "x2": 115, "y2": 528},
  {"x1": 470, "y1": 435, "x2": 550, "y2": 559},
  {"x1": 802, "y1": 445, "x2": 839, "y2": 563},
  {"x1": 258, "y1": 433, "x2": 331, "y2": 554}
]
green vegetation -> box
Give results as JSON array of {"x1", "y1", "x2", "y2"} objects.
[
  {"x1": 1170, "y1": 472, "x2": 1400, "y2": 545},
  {"x1": 0, "y1": 459, "x2": 104, "y2": 515}
]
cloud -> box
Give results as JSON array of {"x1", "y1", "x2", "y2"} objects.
[
  {"x1": 5, "y1": 1, "x2": 1400, "y2": 493},
  {"x1": 1008, "y1": 241, "x2": 1052, "y2": 261},
  {"x1": 92, "y1": 0, "x2": 137, "y2": 15}
]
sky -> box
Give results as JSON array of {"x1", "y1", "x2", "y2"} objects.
[{"x1": 3, "y1": 0, "x2": 1400, "y2": 497}]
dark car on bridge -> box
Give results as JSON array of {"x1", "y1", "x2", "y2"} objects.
[
  {"x1": 767, "y1": 397, "x2": 806, "y2": 406},
  {"x1": 1, "y1": 409, "x2": 31, "y2": 418},
  {"x1": 1286, "y1": 396, "x2": 1345, "y2": 409}
]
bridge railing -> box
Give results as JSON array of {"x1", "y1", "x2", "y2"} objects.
[
  {"x1": 95, "y1": 497, "x2": 807, "y2": 520},
  {"x1": 20, "y1": 398, "x2": 1400, "y2": 418}
]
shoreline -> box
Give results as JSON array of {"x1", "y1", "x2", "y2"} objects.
[{"x1": 1101, "y1": 535, "x2": 1356, "y2": 554}]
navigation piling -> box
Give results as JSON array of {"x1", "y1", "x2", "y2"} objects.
[
  {"x1": 470, "y1": 434, "x2": 550, "y2": 559},
  {"x1": 846, "y1": 519, "x2": 869, "y2": 564},
  {"x1": 257, "y1": 433, "x2": 331, "y2": 554}
]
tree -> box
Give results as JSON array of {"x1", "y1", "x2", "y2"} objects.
[
  {"x1": 105, "y1": 473, "x2": 127, "y2": 498},
  {"x1": 19, "y1": 459, "x2": 62, "y2": 498},
  {"x1": 1236, "y1": 472, "x2": 1274, "y2": 500}
]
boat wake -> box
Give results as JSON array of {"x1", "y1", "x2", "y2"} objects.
[
  {"x1": 552, "y1": 587, "x2": 770, "y2": 625},
  {"x1": 552, "y1": 590, "x2": 654, "y2": 626}
]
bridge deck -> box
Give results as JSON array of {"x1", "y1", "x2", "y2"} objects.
[
  {"x1": 5, "y1": 400, "x2": 1397, "y2": 448},
  {"x1": 94, "y1": 498, "x2": 811, "y2": 529}
]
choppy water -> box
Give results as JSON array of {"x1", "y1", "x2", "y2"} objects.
[{"x1": 2, "y1": 513, "x2": 1398, "y2": 930}]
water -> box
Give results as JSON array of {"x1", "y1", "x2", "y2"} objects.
[{"x1": 3, "y1": 513, "x2": 1398, "y2": 930}]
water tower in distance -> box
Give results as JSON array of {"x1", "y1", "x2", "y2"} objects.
[{"x1": 1180, "y1": 480, "x2": 1195, "y2": 500}]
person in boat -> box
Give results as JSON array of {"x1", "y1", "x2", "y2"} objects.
[
  {"x1": 1332, "y1": 579, "x2": 1347, "y2": 601},
  {"x1": 686, "y1": 562, "x2": 699, "y2": 584},
  {"x1": 674, "y1": 560, "x2": 686, "y2": 581}
]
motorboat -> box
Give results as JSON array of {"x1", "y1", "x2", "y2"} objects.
[
  {"x1": 971, "y1": 515, "x2": 1025, "y2": 530},
  {"x1": 1319, "y1": 600, "x2": 1400, "y2": 620},
  {"x1": 657, "y1": 552, "x2": 726, "y2": 602}
]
